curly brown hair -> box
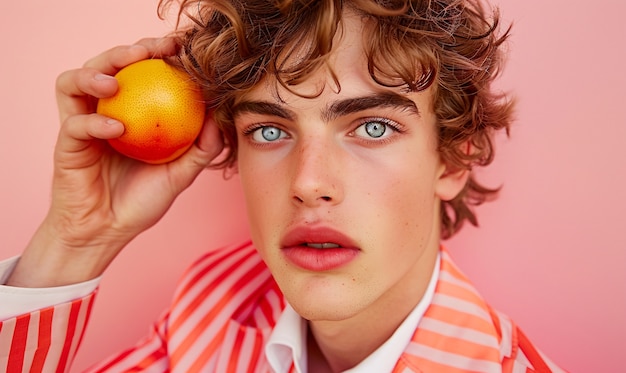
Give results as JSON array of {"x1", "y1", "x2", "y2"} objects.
[{"x1": 158, "y1": 0, "x2": 514, "y2": 239}]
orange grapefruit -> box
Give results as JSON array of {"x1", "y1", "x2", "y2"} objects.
[{"x1": 96, "y1": 59, "x2": 205, "y2": 164}]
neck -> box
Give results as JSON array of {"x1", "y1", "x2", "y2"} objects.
[{"x1": 306, "y1": 247, "x2": 439, "y2": 372}]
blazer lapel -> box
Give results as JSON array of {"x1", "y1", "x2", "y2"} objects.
[
  {"x1": 392, "y1": 248, "x2": 504, "y2": 373},
  {"x1": 211, "y1": 265, "x2": 285, "y2": 373}
]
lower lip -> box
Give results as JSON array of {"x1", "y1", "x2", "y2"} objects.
[{"x1": 282, "y1": 246, "x2": 359, "y2": 271}]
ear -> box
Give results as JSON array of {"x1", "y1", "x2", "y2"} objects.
[
  {"x1": 435, "y1": 140, "x2": 473, "y2": 201},
  {"x1": 435, "y1": 162, "x2": 470, "y2": 201}
]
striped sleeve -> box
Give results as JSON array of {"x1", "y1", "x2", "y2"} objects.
[{"x1": 0, "y1": 292, "x2": 95, "y2": 373}]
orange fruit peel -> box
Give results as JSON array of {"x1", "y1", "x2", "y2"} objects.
[{"x1": 97, "y1": 59, "x2": 205, "y2": 164}]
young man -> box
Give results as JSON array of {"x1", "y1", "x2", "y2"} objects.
[{"x1": 0, "y1": 0, "x2": 565, "y2": 372}]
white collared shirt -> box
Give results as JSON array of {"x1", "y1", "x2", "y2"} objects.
[{"x1": 265, "y1": 253, "x2": 440, "y2": 373}]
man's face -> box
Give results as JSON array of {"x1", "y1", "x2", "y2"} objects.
[{"x1": 234, "y1": 13, "x2": 459, "y2": 323}]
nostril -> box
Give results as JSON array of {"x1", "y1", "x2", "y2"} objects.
[{"x1": 320, "y1": 196, "x2": 331, "y2": 201}]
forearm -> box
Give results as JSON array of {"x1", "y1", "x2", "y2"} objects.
[{"x1": 5, "y1": 218, "x2": 129, "y2": 288}]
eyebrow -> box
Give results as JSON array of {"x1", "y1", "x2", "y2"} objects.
[
  {"x1": 323, "y1": 92, "x2": 420, "y2": 122},
  {"x1": 232, "y1": 92, "x2": 420, "y2": 122}
]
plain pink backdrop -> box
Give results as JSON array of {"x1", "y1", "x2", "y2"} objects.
[{"x1": 1, "y1": 1, "x2": 624, "y2": 372}]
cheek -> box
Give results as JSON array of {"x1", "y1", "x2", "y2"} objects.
[
  {"x1": 240, "y1": 168, "x2": 276, "y2": 222},
  {"x1": 360, "y1": 178, "x2": 437, "y2": 283},
  {"x1": 238, "y1": 144, "x2": 277, "y2": 197},
  {"x1": 383, "y1": 180, "x2": 435, "y2": 237},
  {"x1": 237, "y1": 149, "x2": 290, "y2": 245},
  {"x1": 238, "y1": 151, "x2": 268, "y2": 221},
  {"x1": 355, "y1": 157, "x2": 439, "y2": 244}
]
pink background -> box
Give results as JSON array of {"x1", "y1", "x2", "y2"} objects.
[{"x1": 1, "y1": 1, "x2": 624, "y2": 372}]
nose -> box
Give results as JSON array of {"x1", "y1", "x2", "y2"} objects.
[{"x1": 290, "y1": 137, "x2": 343, "y2": 207}]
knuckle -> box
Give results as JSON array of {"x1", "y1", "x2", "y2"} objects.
[
  {"x1": 134, "y1": 37, "x2": 154, "y2": 46},
  {"x1": 55, "y1": 69, "x2": 74, "y2": 89},
  {"x1": 82, "y1": 44, "x2": 144, "y2": 70}
]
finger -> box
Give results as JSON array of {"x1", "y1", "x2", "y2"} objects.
[
  {"x1": 62, "y1": 113, "x2": 125, "y2": 142},
  {"x1": 189, "y1": 113, "x2": 226, "y2": 168},
  {"x1": 82, "y1": 38, "x2": 178, "y2": 75},
  {"x1": 82, "y1": 44, "x2": 151, "y2": 75},
  {"x1": 57, "y1": 38, "x2": 180, "y2": 123},
  {"x1": 56, "y1": 68, "x2": 119, "y2": 123},
  {"x1": 133, "y1": 37, "x2": 179, "y2": 58},
  {"x1": 167, "y1": 114, "x2": 226, "y2": 191},
  {"x1": 55, "y1": 113, "x2": 124, "y2": 162}
]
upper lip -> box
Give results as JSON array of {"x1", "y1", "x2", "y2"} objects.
[{"x1": 281, "y1": 225, "x2": 360, "y2": 250}]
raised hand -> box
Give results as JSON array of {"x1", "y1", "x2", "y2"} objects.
[{"x1": 7, "y1": 38, "x2": 224, "y2": 288}]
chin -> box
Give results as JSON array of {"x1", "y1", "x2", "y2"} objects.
[{"x1": 288, "y1": 295, "x2": 366, "y2": 322}]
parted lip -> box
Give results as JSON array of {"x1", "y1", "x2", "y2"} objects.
[{"x1": 280, "y1": 225, "x2": 360, "y2": 250}]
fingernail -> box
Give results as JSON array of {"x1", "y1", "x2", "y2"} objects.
[
  {"x1": 105, "y1": 118, "x2": 122, "y2": 126},
  {"x1": 95, "y1": 73, "x2": 116, "y2": 81}
]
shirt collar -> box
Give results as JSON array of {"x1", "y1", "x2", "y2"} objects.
[
  {"x1": 265, "y1": 303, "x2": 308, "y2": 373},
  {"x1": 265, "y1": 252, "x2": 441, "y2": 373}
]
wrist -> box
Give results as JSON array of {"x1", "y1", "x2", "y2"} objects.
[{"x1": 6, "y1": 217, "x2": 130, "y2": 288}]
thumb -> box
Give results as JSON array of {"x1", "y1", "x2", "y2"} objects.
[
  {"x1": 168, "y1": 113, "x2": 226, "y2": 190},
  {"x1": 194, "y1": 112, "x2": 226, "y2": 167}
]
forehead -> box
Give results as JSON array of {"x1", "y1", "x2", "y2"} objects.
[
  {"x1": 236, "y1": 12, "x2": 366, "y2": 97},
  {"x1": 234, "y1": 11, "x2": 434, "y2": 116}
]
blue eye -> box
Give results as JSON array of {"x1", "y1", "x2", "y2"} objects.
[
  {"x1": 364, "y1": 122, "x2": 386, "y2": 138},
  {"x1": 354, "y1": 119, "x2": 396, "y2": 140},
  {"x1": 251, "y1": 126, "x2": 286, "y2": 142}
]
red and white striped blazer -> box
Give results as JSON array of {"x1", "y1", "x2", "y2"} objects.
[{"x1": 0, "y1": 241, "x2": 566, "y2": 372}]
